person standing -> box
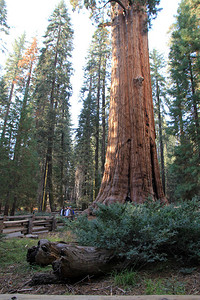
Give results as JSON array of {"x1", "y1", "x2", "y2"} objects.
[
  {"x1": 65, "y1": 207, "x2": 71, "y2": 218},
  {"x1": 60, "y1": 207, "x2": 65, "y2": 216}
]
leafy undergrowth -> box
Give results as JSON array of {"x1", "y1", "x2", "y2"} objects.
[
  {"x1": 72, "y1": 199, "x2": 200, "y2": 266},
  {"x1": 0, "y1": 231, "x2": 200, "y2": 296}
]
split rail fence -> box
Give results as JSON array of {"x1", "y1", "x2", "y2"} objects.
[{"x1": 0, "y1": 214, "x2": 65, "y2": 237}]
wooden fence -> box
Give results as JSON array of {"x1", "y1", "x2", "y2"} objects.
[{"x1": 0, "y1": 214, "x2": 65, "y2": 237}]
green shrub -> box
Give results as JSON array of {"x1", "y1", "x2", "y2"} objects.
[{"x1": 71, "y1": 197, "x2": 200, "y2": 265}]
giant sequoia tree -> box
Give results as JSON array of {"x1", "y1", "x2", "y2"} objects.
[{"x1": 72, "y1": 0, "x2": 166, "y2": 205}]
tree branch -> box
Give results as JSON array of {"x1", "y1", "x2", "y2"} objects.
[{"x1": 104, "y1": 0, "x2": 126, "y2": 15}]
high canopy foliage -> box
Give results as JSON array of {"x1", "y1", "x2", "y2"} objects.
[{"x1": 70, "y1": 0, "x2": 161, "y2": 25}]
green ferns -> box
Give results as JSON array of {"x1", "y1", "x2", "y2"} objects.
[{"x1": 72, "y1": 198, "x2": 200, "y2": 265}]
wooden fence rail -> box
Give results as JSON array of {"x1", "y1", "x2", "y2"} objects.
[{"x1": 0, "y1": 214, "x2": 64, "y2": 237}]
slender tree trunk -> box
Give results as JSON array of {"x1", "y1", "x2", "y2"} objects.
[
  {"x1": 60, "y1": 122, "x2": 64, "y2": 207},
  {"x1": 38, "y1": 161, "x2": 48, "y2": 212},
  {"x1": 4, "y1": 201, "x2": 9, "y2": 216},
  {"x1": 37, "y1": 159, "x2": 47, "y2": 211},
  {"x1": 10, "y1": 195, "x2": 17, "y2": 216},
  {"x1": 93, "y1": 2, "x2": 166, "y2": 206},
  {"x1": 101, "y1": 60, "x2": 106, "y2": 176},
  {"x1": 188, "y1": 54, "x2": 200, "y2": 157},
  {"x1": 7, "y1": 64, "x2": 33, "y2": 215},
  {"x1": 95, "y1": 55, "x2": 102, "y2": 198},
  {"x1": 156, "y1": 80, "x2": 165, "y2": 193},
  {"x1": 43, "y1": 27, "x2": 61, "y2": 212},
  {"x1": 46, "y1": 96, "x2": 57, "y2": 212},
  {"x1": 175, "y1": 81, "x2": 184, "y2": 139},
  {"x1": 83, "y1": 74, "x2": 93, "y2": 198},
  {"x1": 45, "y1": 101, "x2": 56, "y2": 212}
]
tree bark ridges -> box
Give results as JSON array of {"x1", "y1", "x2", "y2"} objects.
[{"x1": 92, "y1": 3, "x2": 166, "y2": 208}]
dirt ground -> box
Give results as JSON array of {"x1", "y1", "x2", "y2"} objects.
[
  {"x1": 1, "y1": 263, "x2": 200, "y2": 296},
  {"x1": 1, "y1": 232, "x2": 200, "y2": 296}
]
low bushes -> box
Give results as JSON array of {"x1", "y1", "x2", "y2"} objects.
[{"x1": 72, "y1": 197, "x2": 200, "y2": 265}]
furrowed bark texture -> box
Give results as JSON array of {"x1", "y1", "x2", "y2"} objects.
[
  {"x1": 52, "y1": 245, "x2": 116, "y2": 279},
  {"x1": 27, "y1": 239, "x2": 119, "y2": 282},
  {"x1": 94, "y1": 2, "x2": 166, "y2": 206}
]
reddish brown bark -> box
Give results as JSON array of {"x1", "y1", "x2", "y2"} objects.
[{"x1": 93, "y1": 2, "x2": 167, "y2": 206}]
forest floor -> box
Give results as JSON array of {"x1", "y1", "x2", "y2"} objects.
[{"x1": 1, "y1": 231, "x2": 200, "y2": 296}]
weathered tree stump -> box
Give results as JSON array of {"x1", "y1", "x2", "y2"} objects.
[{"x1": 27, "y1": 239, "x2": 121, "y2": 283}]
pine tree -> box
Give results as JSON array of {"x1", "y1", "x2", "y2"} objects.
[
  {"x1": 0, "y1": 33, "x2": 26, "y2": 144},
  {"x1": 34, "y1": 0, "x2": 73, "y2": 211},
  {"x1": 91, "y1": 27, "x2": 111, "y2": 197},
  {"x1": 75, "y1": 26, "x2": 111, "y2": 208},
  {"x1": 150, "y1": 49, "x2": 168, "y2": 194},
  {"x1": 0, "y1": 38, "x2": 38, "y2": 215},
  {"x1": 168, "y1": 0, "x2": 200, "y2": 201},
  {"x1": 53, "y1": 85, "x2": 74, "y2": 207},
  {"x1": 75, "y1": 72, "x2": 96, "y2": 207},
  {"x1": 9, "y1": 38, "x2": 38, "y2": 215},
  {"x1": 0, "y1": 34, "x2": 27, "y2": 215},
  {"x1": 0, "y1": 75, "x2": 8, "y2": 212}
]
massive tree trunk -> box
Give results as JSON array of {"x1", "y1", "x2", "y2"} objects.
[{"x1": 93, "y1": 2, "x2": 167, "y2": 206}]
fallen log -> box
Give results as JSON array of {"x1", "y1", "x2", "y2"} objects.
[
  {"x1": 27, "y1": 239, "x2": 123, "y2": 283},
  {"x1": 52, "y1": 245, "x2": 116, "y2": 279},
  {"x1": 27, "y1": 239, "x2": 68, "y2": 266}
]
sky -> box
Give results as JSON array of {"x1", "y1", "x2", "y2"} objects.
[{"x1": 1, "y1": 0, "x2": 181, "y2": 128}]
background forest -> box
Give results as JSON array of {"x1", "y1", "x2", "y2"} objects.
[{"x1": 0, "y1": 0, "x2": 199, "y2": 215}]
